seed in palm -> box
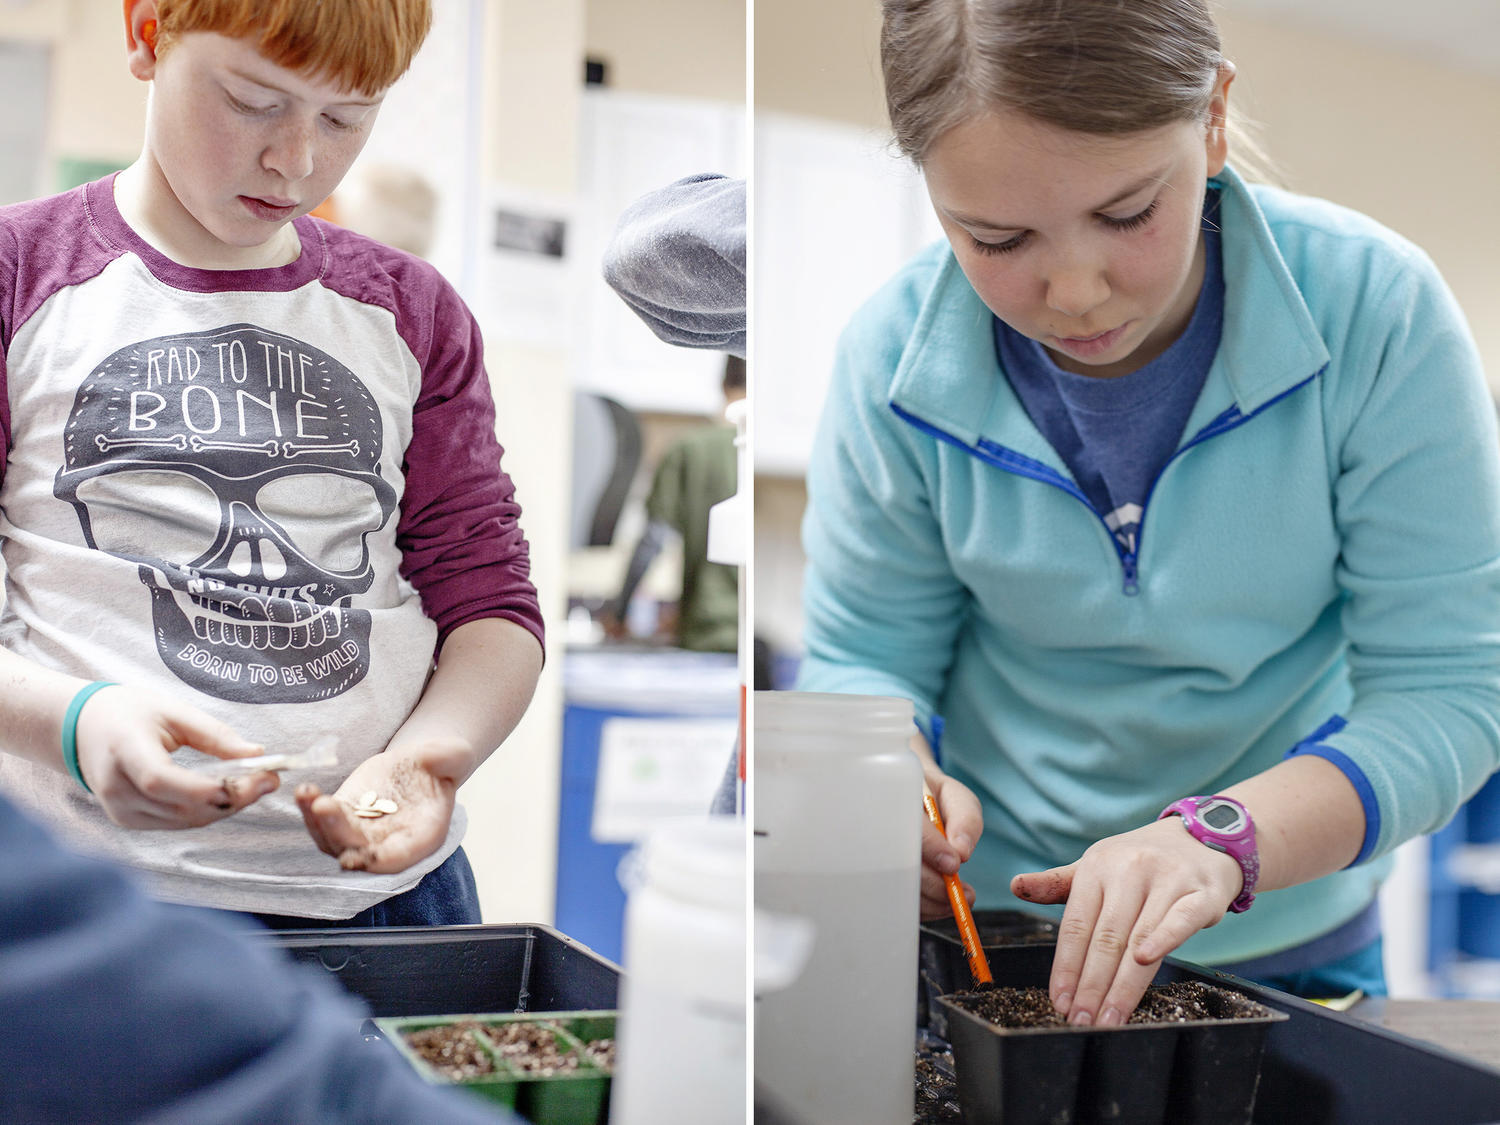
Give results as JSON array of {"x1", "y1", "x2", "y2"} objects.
[{"x1": 351, "y1": 791, "x2": 399, "y2": 819}]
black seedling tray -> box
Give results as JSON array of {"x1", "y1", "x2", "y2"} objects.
[
  {"x1": 920, "y1": 909, "x2": 1058, "y2": 1036},
  {"x1": 1201, "y1": 965, "x2": 1500, "y2": 1125},
  {"x1": 917, "y1": 911, "x2": 1500, "y2": 1125},
  {"x1": 938, "y1": 981, "x2": 1283, "y2": 1125},
  {"x1": 259, "y1": 923, "x2": 621, "y2": 1016}
]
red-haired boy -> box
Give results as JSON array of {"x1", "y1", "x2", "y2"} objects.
[{"x1": 0, "y1": 0, "x2": 543, "y2": 927}]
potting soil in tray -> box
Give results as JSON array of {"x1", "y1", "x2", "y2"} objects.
[
  {"x1": 377, "y1": 1010, "x2": 615, "y2": 1125},
  {"x1": 951, "y1": 980, "x2": 1270, "y2": 1028},
  {"x1": 918, "y1": 909, "x2": 1061, "y2": 1036},
  {"x1": 937, "y1": 980, "x2": 1287, "y2": 1125},
  {"x1": 914, "y1": 1029, "x2": 962, "y2": 1125}
]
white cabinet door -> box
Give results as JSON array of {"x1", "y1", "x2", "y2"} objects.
[
  {"x1": 0, "y1": 42, "x2": 49, "y2": 206},
  {"x1": 752, "y1": 112, "x2": 940, "y2": 476},
  {"x1": 345, "y1": 0, "x2": 483, "y2": 295}
]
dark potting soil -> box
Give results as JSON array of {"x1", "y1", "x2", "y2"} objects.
[
  {"x1": 483, "y1": 1021, "x2": 583, "y2": 1075},
  {"x1": 402, "y1": 1024, "x2": 496, "y2": 1080},
  {"x1": 950, "y1": 980, "x2": 1272, "y2": 1029},
  {"x1": 913, "y1": 1036, "x2": 962, "y2": 1124}
]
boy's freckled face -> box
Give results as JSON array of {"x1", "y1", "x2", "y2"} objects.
[{"x1": 143, "y1": 32, "x2": 384, "y2": 255}]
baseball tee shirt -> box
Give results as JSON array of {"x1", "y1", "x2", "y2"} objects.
[{"x1": 0, "y1": 176, "x2": 543, "y2": 917}]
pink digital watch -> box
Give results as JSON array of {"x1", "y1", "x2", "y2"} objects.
[{"x1": 1158, "y1": 795, "x2": 1259, "y2": 913}]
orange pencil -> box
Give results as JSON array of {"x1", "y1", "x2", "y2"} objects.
[{"x1": 923, "y1": 785, "x2": 992, "y2": 985}]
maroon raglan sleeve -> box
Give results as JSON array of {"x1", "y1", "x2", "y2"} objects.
[
  {"x1": 1, "y1": 219, "x2": 13, "y2": 482},
  {"x1": 383, "y1": 255, "x2": 544, "y2": 656},
  {"x1": 0, "y1": 186, "x2": 117, "y2": 493}
]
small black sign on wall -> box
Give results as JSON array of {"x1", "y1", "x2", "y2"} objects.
[{"x1": 493, "y1": 210, "x2": 567, "y2": 258}]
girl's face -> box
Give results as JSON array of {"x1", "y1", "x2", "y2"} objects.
[
  {"x1": 922, "y1": 96, "x2": 1230, "y2": 380},
  {"x1": 135, "y1": 31, "x2": 384, "y2": 266}
]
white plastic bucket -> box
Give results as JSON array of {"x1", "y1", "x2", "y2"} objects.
[
  {"x1": 754, "y1": 690, "x2": 923, "y2": 1125},
  {"x1": 609, "y1": 815, "x2": 746, "y2": 1124}
]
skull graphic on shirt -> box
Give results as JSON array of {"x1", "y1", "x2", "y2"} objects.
[{"x1": 53, "y1": 323, "x2": 398, "y2": 703}]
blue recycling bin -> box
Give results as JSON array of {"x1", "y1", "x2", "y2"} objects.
[{"x1": 555, "y1": 647, "x2": 738, "y2": 964}]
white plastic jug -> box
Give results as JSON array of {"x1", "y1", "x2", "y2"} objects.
[
  {"x1": 609, "y1": 816, "x2": 746, "y2": 1125},
  {"x1": 754, "y1": 690, "x2": 923, "y2": 1125}
]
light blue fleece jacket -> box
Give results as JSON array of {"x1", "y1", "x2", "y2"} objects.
[{"x1": 797, "y1": 167, "x2": 1500, "y2": 965}]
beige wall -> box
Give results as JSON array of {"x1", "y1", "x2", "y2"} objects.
[
  {"x1": 754, "y1": 0, "x2": 883, "y2": 128},
  {"x1": 49, "y1": 2, "x2": 146, "y2": 167},
  {"x1": 1216, "y1": 11, "x2": 1500, "y2": 391},
  {"x1": 0, "y1": 0, "x2": 147, "y2": 173},
  {"x1": 587, "y1": 0, "x2": 745, "y2": 104},
  {"x1": 468, "y1": 0, "x2": 585, "y2": 926}
]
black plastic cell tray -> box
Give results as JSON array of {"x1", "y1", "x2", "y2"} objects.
[
  {"x1": 257, "y1": 923, "x2": 621, "y2": 1016},
  {"x1": 918, "y1": 911, "x2": 1500, "y2": 1125},
  {"x1": 938, "y1": 981, "x2": 1283, "y2": 1125},
  {"x1": 920, "y1": 910, "x2": 1058, "y2": 1037}
]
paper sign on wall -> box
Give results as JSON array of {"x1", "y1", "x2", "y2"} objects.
[{"x1": 592, "y1": 717, "x2": 737, "y2": 842}]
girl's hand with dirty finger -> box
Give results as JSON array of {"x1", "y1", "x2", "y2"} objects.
[
  {"x1": 1011, "y1": 818, "x2": 1242, "y2": 1026},
  {"x1": 1012, "y1": 756, "x2": 1366, "y2": 1025}
]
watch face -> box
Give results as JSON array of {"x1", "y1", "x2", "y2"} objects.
[{"x1": 1201, "y1": 800, "x2": 1244, "y2": 832}]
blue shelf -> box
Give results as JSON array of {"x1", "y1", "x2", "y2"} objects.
[{"x1": 1426, "y1": 772, "x2": 1500, "y2": 997}]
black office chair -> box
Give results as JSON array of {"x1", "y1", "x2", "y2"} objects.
[{"x1": 570, "y1": 392, "x2": 644, "y2": 549}]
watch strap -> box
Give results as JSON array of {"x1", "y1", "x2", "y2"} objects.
[{"x1": 1159, "y1": 795, "x2": 1258, "y2": 913}]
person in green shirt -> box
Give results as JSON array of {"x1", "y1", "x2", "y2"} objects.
[{"x1": 604, "y1": 356, "x2": 743, "y2": 652}]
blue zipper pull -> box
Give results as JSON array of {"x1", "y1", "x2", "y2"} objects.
[{"x1": 1122, "y1": 554, "x2": 1140, "y2": 596}]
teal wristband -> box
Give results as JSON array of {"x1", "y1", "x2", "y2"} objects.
[{"x1": 62, "y1": 681, "x2": 116, "y2": 794}]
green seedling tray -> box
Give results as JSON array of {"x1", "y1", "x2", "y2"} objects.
[
  {"x1": 376, "y1": 1010, "x2": 616, "y2": 1125},
  {"x1": 482, "y1": 1012, "x2": 614, "y2": 1125},
  {"x1": 376, "y1": 1016, "x2": 520, "y2": 1109}
]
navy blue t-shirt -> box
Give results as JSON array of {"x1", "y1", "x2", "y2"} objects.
[{"x1": 995, "y1": 191, "x2": 1225, "y2": 554}]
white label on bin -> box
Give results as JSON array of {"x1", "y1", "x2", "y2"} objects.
[{"x1": 592, "y1": 718, "x2": 738, "y2": 842}]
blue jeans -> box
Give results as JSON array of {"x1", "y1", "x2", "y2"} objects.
[{"x1": 232, "y1": 847, "x2": 482, "y2": 930}]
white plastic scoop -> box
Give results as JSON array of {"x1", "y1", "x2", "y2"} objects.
[{"x1": 202, "y1": 734, "x2": 338, "y2": 776}]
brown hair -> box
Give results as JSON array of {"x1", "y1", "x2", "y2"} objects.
[
  {"x1": 881, "y1": 0, "x2": 1270, "y2": 176},
  {"x1": 153, "y1": 0, "x2": 432, "y2": 96}
]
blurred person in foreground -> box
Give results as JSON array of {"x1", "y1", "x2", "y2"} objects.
[{"x1": 0, "y1": 787, "x2": 517, "y2": 1123}]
